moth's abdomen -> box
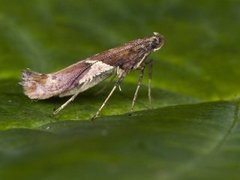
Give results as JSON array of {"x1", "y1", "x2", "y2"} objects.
[{"x1": 21, "y1": 69, "x2": 63, "y2": 99}]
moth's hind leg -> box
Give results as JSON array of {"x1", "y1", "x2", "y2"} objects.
[
  {"x1": 91, "y1": 74, "x2": 125, "y2": 120},
  {"x1": 53, "y1": 91, "x2": 81, "y2": 115},
  {"x1": 94, "y1": 73, "x2": 116, "y2": 95}
]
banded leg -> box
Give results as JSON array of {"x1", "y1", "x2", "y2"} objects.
[
  {"x1": 131, "y1": 67, "x2": 145, "y2": 112},
  {"x1": 53, "y1": 91, "x2": 81, "y2": 115},
  {"x1": 148, "y1": 59, "x2": 153, "y2": 108},
  {"x1": 91, "y1": 75, "x2": 125, "y2": 120}
]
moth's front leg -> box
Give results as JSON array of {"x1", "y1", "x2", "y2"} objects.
[
  {"x1": 131, "y1": 59, "x2": 153, "y2": 112},
  {"x1": 130, "y1": 66, "x2": 145, "y2": 112},
  {"x1": 146, "y1": 59, "x2": 153, "y2": 108}
]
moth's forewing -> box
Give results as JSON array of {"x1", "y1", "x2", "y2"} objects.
[
  {"x1": 58, "y1": 60, "x2": 114, "y2": 97},
  {"x1": 22, "y1": 61, "x2": 92, "y2": 99},
  {"x1": 22, "y1": 59, "x2": 115, "y2": 99}
]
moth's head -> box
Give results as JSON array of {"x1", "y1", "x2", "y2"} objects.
[{"x1": 149, "y1": 32, "x2": 165, "y2": 52}]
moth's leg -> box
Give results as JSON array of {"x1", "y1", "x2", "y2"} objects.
[
  {"x1": 53, "y1": 91, "x2": 81, "y2": 115},
  {"x1": 94, "y1": 73, "x2": 116, "y2": 95},
  {"x1": 130, "y1": 66, "x2": 145, "y2": 112},
  {"x1": 147, "y1": 59, "x2": 153, "y2": 108},
  {"x1": 92, "y1": 75, "x2": 125, "y2": 120}
]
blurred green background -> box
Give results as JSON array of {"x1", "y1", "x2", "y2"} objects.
[{"x1": 0, "y1": 0, "x2": 240, "y2": 179}]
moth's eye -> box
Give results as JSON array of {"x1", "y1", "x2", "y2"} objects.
[
  {"x1": 151, "y1": 42, "x2": 158, "y2": 49},
  {"x1": 153, "y1": 37, "x2": 160, "y2": 44},
  {"x1": 151, "y1": 37, "x2": 160, "y2": 49}
]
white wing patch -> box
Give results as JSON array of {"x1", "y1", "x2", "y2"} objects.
[{"x1": 59, "y1": 60, "x2": 115, "y2": 97}]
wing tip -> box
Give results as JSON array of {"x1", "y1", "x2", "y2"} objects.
[{"x1": 20, "y1": 69, "x2": 48, "y2": 99}]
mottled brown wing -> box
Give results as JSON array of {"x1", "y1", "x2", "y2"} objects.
[{"x1": 21, "y1": 60, "x2": 93, "y2": 99}]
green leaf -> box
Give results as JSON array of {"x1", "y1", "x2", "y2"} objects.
[
  {"x1": 0, "y1": 0, "x2": 240, "y2": 179},
  {"x1": 0, "y1": 101, "x2": 240, "y2": 180}
]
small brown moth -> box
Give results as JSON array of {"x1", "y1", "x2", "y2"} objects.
[{"x1": 21, "y1": 32, "x2": 164, "y2": 119}]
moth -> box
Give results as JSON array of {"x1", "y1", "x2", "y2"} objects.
[{"x1": 21, "y1": 32, "x2": 165, "y2": 119}]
